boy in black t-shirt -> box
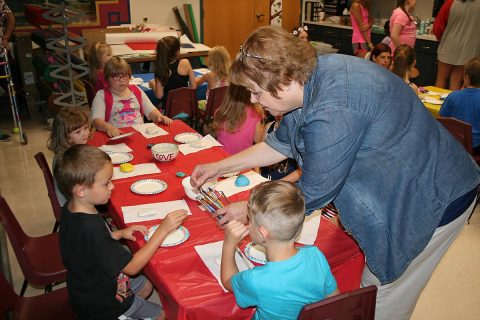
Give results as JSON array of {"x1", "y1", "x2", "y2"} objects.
[{"x1": 55, "y1": 145, "x2": 188, "y2": 320}]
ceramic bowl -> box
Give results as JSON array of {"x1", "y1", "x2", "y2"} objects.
[
  {"x1": 182, "y1": 176, "x2": 200, "y2": 200},
  {"x1": 151, "y1": 143, "x2": 179, "y2": 162}
]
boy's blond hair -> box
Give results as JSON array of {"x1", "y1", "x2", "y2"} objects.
[
  {"x1": 103, "y1": 56, "x2": 131, "y2": 81},
  {"x1": 465, "y1": 57, "x2": 480, "y2": 87},
  {"x1": 230, "y1": 26, "x2": 317, "y2": 98},
  {"x1": 248, "y1": 181, "x2": 305, "y2": 241},
  {"x1": 54, "y1": 145, "x2": 111, "y2": 199}
]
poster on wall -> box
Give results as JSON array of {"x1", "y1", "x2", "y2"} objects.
[{"x1": 270, "y1": 0, "x2": 282, "y2": 26}]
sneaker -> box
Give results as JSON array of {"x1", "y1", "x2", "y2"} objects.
[{"x1": 0, "y1": 131, "x2": 11, "y2": 142}]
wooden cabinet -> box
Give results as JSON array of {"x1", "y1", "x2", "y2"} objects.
[
  {"x1": 414, "y1": 39, "x2": 439, "y2": 86},
  {"x1": 307, "y1": 23, "x2": 439, "y2": 86},
  {"x1": 307, "y1": 24, "x2": 353, "y2": 55}
]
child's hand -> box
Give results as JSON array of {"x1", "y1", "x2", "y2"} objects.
[
  {"x1": 158, "y1": 209, "x2": 188, "y2": 235},
  {"x1": 160, "y1": 115, "x2": 173, "y2": 125},
  {"x1": 106, "y1": 125, "x2": 122, "y2": 137},
  {"x1": 224, "y1": 220, "x2": 249, "y2": 247},
  {"x1": 121, "y1": 225, "x2": 148, "y2": 241},
  {"x1": 148, "y1": 79, "x2": 155, "y2": 89}
]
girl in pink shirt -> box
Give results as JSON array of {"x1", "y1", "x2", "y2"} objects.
[
  {"x1": 350, "y1": 0, "x2": 373, "y2": 57},
  {"x1": 212, "y1": 85, "x2": 264, "y2": 155},
  {"x1": 389, "y1": 0, "x2": 417, "y2": 53}
]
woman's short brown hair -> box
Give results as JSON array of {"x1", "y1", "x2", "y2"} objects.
[{"x1": 230, "y1": 26, "x2": 317, "y2": 98}]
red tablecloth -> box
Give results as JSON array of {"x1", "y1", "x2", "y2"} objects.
[{"x1": 90, "y1": 121, "x2": 365, "y2": 320}]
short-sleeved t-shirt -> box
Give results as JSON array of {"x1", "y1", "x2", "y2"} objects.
[
  {"x1": 389, "y1": 7, "x2": 416, "y2": 52},
  {"x1": 231, "y1": 246, "x2": 337, "y2": 320},
  {"x1": 217, "y1": 106, "x2": 263, "y2": 154},
  {"x1": 91, "y1": 87, "x2": 156, "y2": 128},
  {"x1": 59, "y1": 207, "x2": 134, "y2": 319}
]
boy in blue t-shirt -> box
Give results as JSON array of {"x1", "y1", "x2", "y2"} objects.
[
  {"x1": 439, "y1": 57, "x2": 480, "y2": 153},
  {"x1": 221, "y1": 180, "x2": 338, "y2": 320}
]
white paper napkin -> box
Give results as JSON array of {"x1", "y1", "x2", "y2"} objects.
[
  {"x1": 99, "y1": 143, "x2": 132, "y2": 153},
  {"x1": 178, "y1": 134, "x2": 222, "y2": 155},
  {"x1": 122, "y1": 200, "x2": 192, "y2": 224},
  {"x1": 214, "y1": 170, "x2": 269, "y2": 197},
  {"x1": 112, "y1": 163, "x2": 161, "y2": 180},
  {"x1": 141, "y1": 82, "x2": 151, "y2": 89},
  {"x1": 129, "y1": 77, "x2": 144, "y2": 85},
  {"x1": 195, "y1": 240, "x2": 254, "y2": 292},
  {"x1": 132, "y1": 123, "x2": 169, "y2": 138},
  {"x1": 295, "y1": 209, "x2": 322, "y2": 245}
]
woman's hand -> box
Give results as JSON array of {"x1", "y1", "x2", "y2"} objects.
[
  {"x1": 190, "y1": 162, "x2": 222, "y2": 189},
  {"x1": 213, "y1": 201, "x2": 249, "y2": 227}
]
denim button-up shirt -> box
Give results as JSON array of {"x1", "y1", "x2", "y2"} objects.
[{"x1": 265, "y1": 54, "x2": 480, "y2": 284}]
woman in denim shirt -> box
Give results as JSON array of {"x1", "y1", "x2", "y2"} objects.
[{"x1": 191, "y1": 26, "x2": 479, "y2": 320}]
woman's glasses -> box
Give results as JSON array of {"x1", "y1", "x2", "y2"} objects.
[
  {"x1": 292, "y1": 25, "x2": 308, "y2": 36},
  {"x1": 110, "y1": 74, "x2": 130, "y2": 81},
  {"x1": 239, "y1": 45, "x2": 270, "y2": 62}
]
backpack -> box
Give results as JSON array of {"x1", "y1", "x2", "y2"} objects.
[{"x1": 104, "y1": 85, "x2": 143, "y2": 121}]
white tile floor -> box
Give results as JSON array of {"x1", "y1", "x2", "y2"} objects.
[{"x1": 1, "y1": 109, "x2": 479, "y2": 319}]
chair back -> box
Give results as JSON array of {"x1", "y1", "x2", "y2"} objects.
[
  {"x1": 164, "y1": 87, "x2": 198, "y2": 127},
  {"x1": 436, "y1": 117, "x2": 474, "y2": 155},
  {"x1": 297, "y1": 285, "x2": 377, "y2": 320},
  {"x1": 82, "y1": 79, "x2": 97, "y2": 108},
  {"x1": 201, "y1": 85, "x2": 228, "y2": 124},
  {"x1": 0, "y1": 270, "x2": 19, "y2": 316},
  {"x1": 34, "y1": 152, "x2": 62, "y2": 223},
  {"x1": 0, "y1": 196, "x2": 30, "y2": 277}
]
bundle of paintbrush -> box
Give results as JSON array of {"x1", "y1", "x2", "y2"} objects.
[{"x1": 195, "y1": 187, "x2": 229, "y2": 218}]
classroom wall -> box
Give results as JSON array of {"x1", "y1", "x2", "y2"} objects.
[
  {"x1": 129, "y1": 0, "x2": 201, "y2": 34},
  {"x1": 370, "y1": 0, "x2": 435, "y2": 20}
]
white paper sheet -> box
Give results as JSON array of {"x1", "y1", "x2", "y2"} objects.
[
  {"x1": 132, "y1": 123, "x2": 169, "y2": 138},
  {"x1": 178, "y1": 134, "x2": 222, "y2": 155},
  {"x1": 122, "y1": 200, "x2": 192, "y2": 224},
  {"x1": 112, "y1": 163, "x2": 160, "y2": 180},
  {"x1": 295, "y1": 209, "x2": 322, "y2": 245},
  {"x1": 195, "y1": 240, "x2": 254, "y2": 292},
  {"x1": 99, "y1": 143, "x2": 132, "y2": 153},
  {"x1": 214, "y1": 171, "x2": 269, "y2": 197},
  {"x1": 106, "y1": 31, "x2": 178, "y2": 45}
]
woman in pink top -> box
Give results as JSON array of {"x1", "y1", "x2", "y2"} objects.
[
  {"x1": 212, "y1": 85, "x2": 264, "y2": 155},
  {"x1": 350, "y1": 0, "x2": 373, "y2": 57},
  {"x1": 389, "y1": 0, "x2": 417, "y2": 53}
]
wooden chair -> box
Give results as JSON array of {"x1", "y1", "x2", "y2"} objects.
[
  {"x1": 436, "y1": 117, "x2": 474, "y2": 155},
  {"x1": 82, "y1": 78, "x2": 97, "y2": 108},
  {"x1": 164, "y1": 87, "x2": 199, "y2": 129},
  {"x1": 34, "y1": 152, "x2": 61, "y2": 233},
  {"x1": 198, "y1": 85, "x2": 228, "y2": 134},
  {"x1": 0, "y1": 270, "x2": 75, "y2": 319},
  {"x1": 436, "y1": 117, "x2": 479, "y2": 223},
  {"x1": 0, "y1": 195, "x2": 66, "y2": 296},
  {"x1": 297, "y1": 285, "x2": 377, "y2": 320}
]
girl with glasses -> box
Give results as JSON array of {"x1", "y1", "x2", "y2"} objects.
[{"x1": 92, "y1": 57, "x2": 172, "y2": 137}]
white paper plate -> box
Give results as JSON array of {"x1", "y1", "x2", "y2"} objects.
[
  {"x1": 107, "y1": 152, "x2": 134, "y2": 165},
  {"x1": 130, "y1": 179, "x2": 167, "y2": 195},
  {"x1": 144, "y1": 225, "x2": 190, "y2": 247},
  {"x1": 423, "y1": 97, "x2": 443, "y2": 105},
  {"x1": 244, "y1": 242, "x2": 267, "y2": 264},
  {"x1": 174, "y1": 132, "x2": 203, "y2": 144},
  {"x1": 110, "y1": 132, "x2": 135, "y2": 141}
]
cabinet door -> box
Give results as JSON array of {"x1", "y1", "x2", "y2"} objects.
[{"x1": 414, "y1": 40, "x2": 439, "y2": 86}]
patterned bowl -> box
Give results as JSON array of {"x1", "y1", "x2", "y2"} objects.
[{"x1": 151, "y1": 143, "x2": 179, "y2": 162}]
